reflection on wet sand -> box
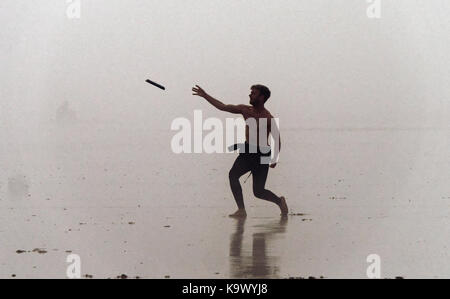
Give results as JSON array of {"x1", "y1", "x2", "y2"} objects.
[{"x1": 229, "y1": 216, "x2": 288, "y2": 278}]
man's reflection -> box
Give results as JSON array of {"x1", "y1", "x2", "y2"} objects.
[{"x1": 229, "y1": 216, "x2": 288, "y2": 278}]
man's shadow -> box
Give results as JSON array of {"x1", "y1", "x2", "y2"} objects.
[{"x1": 229, "y1": 216, "x2": 288, "y2": 278}]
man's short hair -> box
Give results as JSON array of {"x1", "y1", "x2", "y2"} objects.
[{"x1": 251, "y1": 84, "x2": 271, "y2": 103}]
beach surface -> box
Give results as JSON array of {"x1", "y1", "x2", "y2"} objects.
[{"x1": 1, "y1": 125, "x2": 449, "y2": 279}]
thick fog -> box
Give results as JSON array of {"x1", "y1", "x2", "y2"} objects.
[
  {"x1": 1, "y1": 0, "x2": 450, "y2": 278},
  {"x1": 2, "y1": 0, "x2": 450, "y2": 201},
  {"x1": 2, "y1": 0, "x2": 450, "y2": 129}
]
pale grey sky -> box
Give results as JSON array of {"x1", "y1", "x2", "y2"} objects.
[{"x1": 1, "y1": 0, "x2": 450, "y2": 139}]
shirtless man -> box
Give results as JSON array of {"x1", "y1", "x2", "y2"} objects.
[{"x1": 192, "y1": 84, "x2": 288, "y2": 217}]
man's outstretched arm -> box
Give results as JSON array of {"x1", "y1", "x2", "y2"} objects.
[{"x1": 192, "y1": 85, "x2": 247, "y2": 114}]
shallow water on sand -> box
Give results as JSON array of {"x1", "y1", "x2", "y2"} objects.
[
  {"x1": 1, "y1": 204, "x2": 449, "y2": 279},
  {"x1": 1, "y1": 125, "x2": 450, "y2": 278}
]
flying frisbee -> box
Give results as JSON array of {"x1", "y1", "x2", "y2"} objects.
[{"x1": 146, "y1": 79, "x2": 165, "y2": 90}]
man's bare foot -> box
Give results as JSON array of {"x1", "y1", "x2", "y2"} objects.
[
  {"x1": 279, "y1": 197, "x2": 288, "y2": 216},
  {"x1": 229, "y1": 209, "x2": 247, "y2": 218}
]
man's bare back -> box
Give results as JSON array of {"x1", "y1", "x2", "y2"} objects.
[{"x1": 240, "y1": 105, "x2": 274, "y2": 146}]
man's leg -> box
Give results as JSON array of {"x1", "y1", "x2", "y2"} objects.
[
  {"x1": 252, "y1": 164, "x2": 281, "y2": 205},
  {"x1": 229, "y1": 154, "x2": 252, "y2": 215},
  {"x1": 252, "y1": 163, "x2": 288, "y2": 215}
]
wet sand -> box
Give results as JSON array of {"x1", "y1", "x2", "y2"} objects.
[
  {"x1": 1, "y1": 204, "x2": 449, "y2": 279},
  {"x1": 1, "y1": 125, "x2": 450, "y2": 278}
]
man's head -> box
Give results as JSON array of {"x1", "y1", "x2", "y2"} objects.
[{"x1": 249, "y1": 84, "x2": 271, "y2": 106}]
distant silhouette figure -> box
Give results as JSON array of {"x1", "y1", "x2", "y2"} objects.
[
  {"x1": 56, "y1": 101, "x2": 77, "y2": 126},
  {"x1": 1, "y1": 103, "x2": 27, "y2": 200},
  {"x1": 192, "y1": 85, "x2": 288, "y2": 217}
]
